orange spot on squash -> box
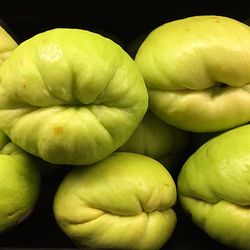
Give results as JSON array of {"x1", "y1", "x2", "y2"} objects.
[
  {"x1": 184, "y1": 28, "x2": 191, "y2": 32},
  {"x1": 53, "y1": 126, "x2": 64, "y2": 135}
]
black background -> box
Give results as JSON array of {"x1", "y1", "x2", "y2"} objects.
[
  {"x1": 0, "y1": 1, "x2": 248, "y2": 249},
  {"x1": 1, "y1": 1, "x2": 250, "y2": 45}
]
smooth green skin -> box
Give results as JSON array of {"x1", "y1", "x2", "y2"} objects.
[
  {"x1": 135, "y1": 15, "x2": 250, "y2": 132},
  {"x1": 0, "y1": 130, "x2": 40, "y2": 233},
  {"x1": 177, "y1": 124, "x2": 250, "y2": 249},
  {"x1": 117, "y1": 110, "x2": 189, "y2": 171},
  {"x1": 0, "y1": 26, "x2": 17, "y2": 64},
  {"x1": 0, "y1": 28, "x2": 148, "y2": 165},
  {"x1": 54, "y1": 152, "x2": 177, "y2": 250}
]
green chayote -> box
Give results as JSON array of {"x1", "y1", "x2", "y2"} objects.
[
  {"x1": 0, "y1": 130, "x2": 40, "y2": 233},
  {"x1": 54, "y1": 152, "x2": 176, "y2": 250},
  {"x1": 135, "y1": 15, "x2": 250, "y2": 132},
  {"x1": 178, "y1": 124, "x2": 250, "y2": 249},
  {"x1": 0, "y1": 28, "x2": 148, "y2": 165}
]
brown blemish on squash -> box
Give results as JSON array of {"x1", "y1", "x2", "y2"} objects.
[
  {"x1": 209, "y1": 16, "x2": 221, "y2": 23},
  {"x1": 53, "y1": 126, "x2": 64, "y2": 135},
  {"x1": 21, "y1": 80, "x2": 26, "y2": 88}
]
